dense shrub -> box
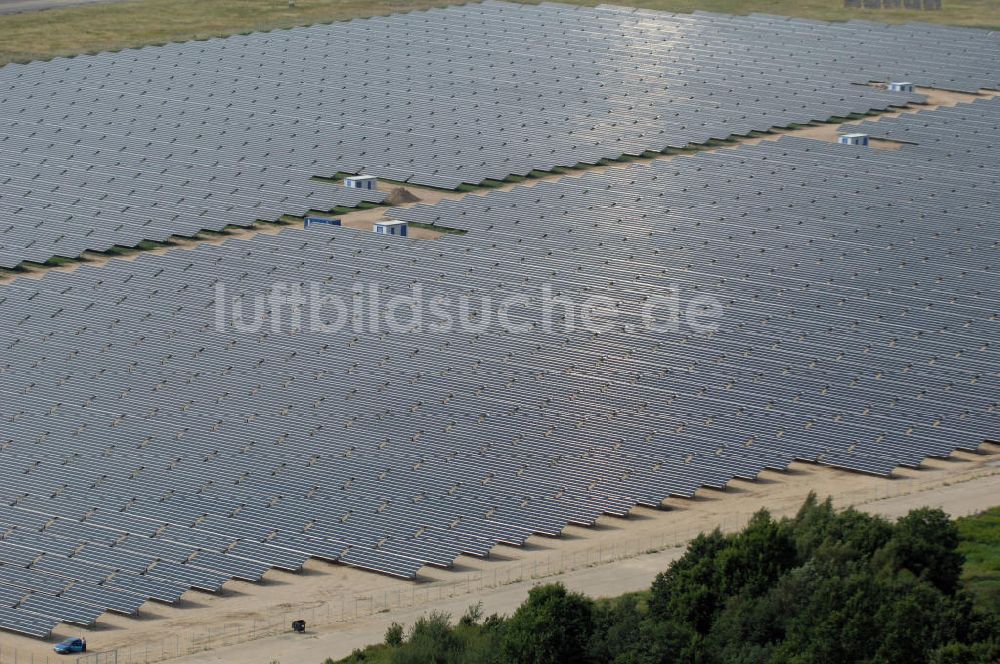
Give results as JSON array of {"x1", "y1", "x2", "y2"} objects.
[{"x1": 384, "y1": 622, "x2": 404, "y2": 647}]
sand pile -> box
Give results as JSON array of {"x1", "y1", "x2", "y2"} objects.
[{"x1": 386, "y1": 187, "x2": 421, "y2": 205}]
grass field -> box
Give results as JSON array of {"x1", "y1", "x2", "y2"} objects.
[
  {"x1": 958, "y1": 507, "x2": 1000, "y2": 611},
  {"x1": 1, "y1": 0, "x2": 999, "y2": 67}
]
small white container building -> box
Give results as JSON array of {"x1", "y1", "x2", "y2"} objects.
[
  {"x1": 303, "y1": 216, "x2": 341, "y2": 229},
  {"x1": 888, "y1": 81, "x2": 914, "y2": 93},
  {"x1": 374, "y1": 220, "x2": 408, "y2": 237},
  {"x1": 344, "y1": 174, "x2": 378, "y2": 191},
  {"x1": 838, "y1": 133, "x2": 870, "y2": 147}
]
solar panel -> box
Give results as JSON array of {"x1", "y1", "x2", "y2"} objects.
[
  {"x1": 102, "y1": 573, "x2": 187, "y2": 604},
  {"x1": 17, "y1": 592, "x2": 104, "y2": 627},
  {"x1": 59, "y1": 582, "x2": 146, "y2": 616},
  {"x1": 0, "y1": 605, "x2": 58, "y2": 639},
  {"x1": 0, "y1": 583, "x2": 26, "y2": 608}
]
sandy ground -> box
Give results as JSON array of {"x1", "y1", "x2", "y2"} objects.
[{"x1": 3, "y1": 444, "x2": 998, "y2": 663}]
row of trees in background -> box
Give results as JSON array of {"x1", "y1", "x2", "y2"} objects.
[{"x1": 331, "y1": 494, "x2": 1000, "y2": 663}]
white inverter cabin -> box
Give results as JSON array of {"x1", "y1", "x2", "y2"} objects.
[
  {"x1": 839, "y1": 133, "x2": 870, "y2": 147},
  {"x1": 344, "y1": 175, "x2": 378, "y2": 191},
  {"x1": 374, "y1": 220, "x2": 408, "y2": 237}
]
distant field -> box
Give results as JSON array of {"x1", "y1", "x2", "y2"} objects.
[
  {"x1": 1, "y1": 0, "x2": 999, "y2": 67},
  {"x1": 958, "y1": 506, "x2": 1000, "y2": 611}
]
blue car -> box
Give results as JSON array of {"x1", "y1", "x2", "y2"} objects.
[{"x1": 53, "y1": 637, "x2": 87, "y2": 654}]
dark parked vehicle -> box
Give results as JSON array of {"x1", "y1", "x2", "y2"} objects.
[{"x1": 54, "y1": 637, "x2": 87, "y2": 654}]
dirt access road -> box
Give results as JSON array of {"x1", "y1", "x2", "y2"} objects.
[{"x1": 169, "y1": 458, "x2": 1000, "y2": 664}]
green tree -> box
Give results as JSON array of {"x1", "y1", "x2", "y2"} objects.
[
  {"x1": 876, "y1": 507, "x2": 964, "y2": 595},
  {"x1": 649, "y1": 511, "x2": 796, "y2": 635},
  {"x1": 649, "y1": 529, "x2": 728, "y2": 633},
  {"x1": 717, "y1": 509, "x2": 797, "y2": 597},
  {"x1": 793, "y1": 493, "x2": 893, "y2": 566},
  {"x1": 501, "y1": 583, "x2": 594, "y2": 664}
]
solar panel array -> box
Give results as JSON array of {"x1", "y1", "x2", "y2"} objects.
[
  {"x1": 847, "y1": 95, "x2": 1000, "y2": 156},
  {"x1": 6, "y1": 2, "x2": 1000, "y2": 268},
  {"x1": 1, "y1": 99, "x2": 999, "y2": 635}
]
